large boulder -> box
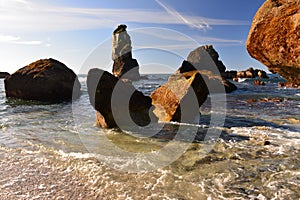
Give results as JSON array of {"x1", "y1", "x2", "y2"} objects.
[
  {"x1": 0, "y1": 72, "x2": 10, "y2": 79},
  {"x1": 87, "y1": 68, "x2": 156, "y2": 128},
  {"x1": 186, "y1": 45, "x2": 226, "y2": 74},
  {"x1": 177, "y1": 59, "x2": 237, "y2": 93},
  {"x1": 4, "y1": 58, "x2": 80, "y2": 101},
  {"x1": 150, "y1": 71, "x2": 209, "y2": 123},
  {"x1": 246, "y1": 0, "x2": 300, "y2": 86},
  {"x1": 112, "y1": 24, "x2": 140, "y2": 81}
]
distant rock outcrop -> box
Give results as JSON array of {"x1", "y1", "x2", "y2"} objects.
[
  {"x1": 4, "y1": 58, "x2": 81, "y2": 102},
  {"x1": 87, "y1": 68, "x2": 156, "y2": 128},
  {"x1": 150, "y1": 71, "x2": 209, "y2": 123},
  {"x1": 112, "y1": 24, "x2": 140, "y2": 81},
  {"x1": 235, "y1": 68, "x2": 269, "y2": 79},
  {"x1": 0, "y1": 72, "x2": 10, "y2": 79},
  {"x1": 246, "y1": 0, "x2": 300, "y2": 86}
]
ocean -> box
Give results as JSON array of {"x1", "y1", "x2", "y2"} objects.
[{"x1": 0, "y1": 74, "x2": 299, "y2": 199}]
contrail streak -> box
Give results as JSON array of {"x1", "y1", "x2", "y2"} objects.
[{"x1": 154, "y1": 0, "x2": 210, "y2": 30}]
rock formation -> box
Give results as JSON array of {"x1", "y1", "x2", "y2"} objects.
[
  {"x1": 183, "y1": 45, "x2": 226, "y2": 75},
  {"x1": 246, "y1": 0, "x2": 300, "y2": 86},
  {"x1": 87, "y1": 68, "x2": 156, "y2": 128},
  {"x1": 177, "y1": 46, "x2": 237, "y2": 93},
  {"x1": 112, "y1": 24, "x2": 140, "y2": 81},
  {"x1": 4, "y1": 58, "x2": 81, "y2": 102},
  {"x1": 235, "y1": 68, "x2": 269, "y2": 79},
  {"x1": 0, "y1": 72, "x2": 10, "y2": 79},
  {"x1": 150, "y1": 71, "x2": 209, "y2": 122}
]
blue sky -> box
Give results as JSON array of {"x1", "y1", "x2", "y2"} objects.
[{"x1": 0, "y1": 0, "x2": 266, "y2": 74}]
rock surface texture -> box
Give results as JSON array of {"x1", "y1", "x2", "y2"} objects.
[
  {"x1": 4, "y1": 58, "x2": 80, "y2": 101},
  {"x1": 246, "y1": 0, "x2": 300, "y2": 86},
  {"x1": 150, "y1": 71, "x2": 209, "y2": 123},
  {"x1": 112, "y1": 24, "x2": 140, "y2": 81},
  {"x1": 87, "y1": 68, "x2": 155, "y2": 128}
]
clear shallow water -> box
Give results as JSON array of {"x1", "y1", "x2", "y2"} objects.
[{"x1": 0, "y1": 74, "x2": 299, "y2": 199}]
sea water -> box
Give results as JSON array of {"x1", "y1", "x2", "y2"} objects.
[{"x1": 0, "y1": 74, "x2": 299, "y2": 199}]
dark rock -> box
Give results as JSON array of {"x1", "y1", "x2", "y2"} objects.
[
  {"x1": 246, "y1": 0, "x2": 300, "y2": 86},
  {"x1": 4, "y1": 58, "x2": 80, "y2": 102},
  {"x1": 112, "y1": 24, "x2": 140, "y2": 81},
  {"x1": 150, "y1": 71, "x2": 209, "y2": 123},
  {"x1": 221, "y1": 70, "x2": 237, "y2": 79},
  {"x1": 87, "y1": 68, "x2": 156, "y2": 128},
  {"x1": 254, "y1": 79, "x2": 265, "y2": 86},
  {"x1": 222, "y1": 79, "x2": 238, "y2": 93},
  {"x1": 186, "y1": 45, "x2": 226, "y2": 74},
  {"x1": 0, "y1": 72, "x2": 10, "y2": 79},
  {"x1": 177, "y1": 59, "x2": 237, "y2": 93}
]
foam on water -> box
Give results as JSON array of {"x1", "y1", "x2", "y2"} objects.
[{"x1": 0, "y1": 75, "x2": 299, "y2": 199}]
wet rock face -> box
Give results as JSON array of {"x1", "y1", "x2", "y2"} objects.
[
  {"x1": 112, "y1": 24, "x2": 140, "y2": 81},
  {"x1": 87, "y1": 68, "x2": 155, "y2": 128},
  {"x1": 4, "y1": 58, "x2": 80, "y2": 102},
  {"x1": 150, "y1": 71, "x2": 209, "y2": 123},
  {"x1": 246, "y1": 0, "x2": 300, "y2": 86}
]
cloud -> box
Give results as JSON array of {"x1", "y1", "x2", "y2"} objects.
[
  {"x1": 0, "y1": 34, "x2": 46, "y2": 46},
  {"x1": 0, "y1": 0, "x2": 249, "y2": 32},
  {"x1": 133, "y1": 28, "x2": 243, "y2": 48},
  {"x1": 154, "y1": 0, "x2": 210, "y2": 30}
]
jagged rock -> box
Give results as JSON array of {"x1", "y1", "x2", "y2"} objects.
[
  {"x1": 186, "y1": 45, "x2": 226, "y2": 74},
  {"x1": 4, "y1": 58, "x2": 80, "y2": 102},
  {"x1": 177, "y1": 61, "x2": 237, "y2": 93},
  {"x1": 112, "y1": 24, "x2": 140, "y2": 81},
  {"x1": 246, "y1": 0, "x2": 300, "y2": 86},
  {"x1": 87, "y1": 68, "x2": 156, "y2": 128},
  {"x1": 0, "y1": 72, "x2": 10, "y2": 79},
  {"x1": 150, "y1": 71, "x2": 208, "y2": 123}
]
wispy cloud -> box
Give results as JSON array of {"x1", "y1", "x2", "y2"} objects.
[
  {"x1": 0, "y1": 0, "x2": 249, "y2": 32},
  {"x1": 0, "y1": 34, "x2": 44, "y2": 45},
  {"x1": 133, "y1": 28, "x2": 243, "y2": 48}
]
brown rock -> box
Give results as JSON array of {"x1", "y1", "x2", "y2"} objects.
[
  {"x1": 87, "y1": 68, "x2": 156, "y2": 128},
  {"x1": 4, "y1": 58, "x2": 80, "y2": 102},
  {"x1": 254, "y1": 79, "x2": 265, "y2": 86},
  {"x1": 246, "y1": 0, "x2": 300, "y2": 85},
  {"x1": 177, "y1": 59, "x2": 237, "y2": 93},
  {"x1": 0, "y1": 72, "x2": 10, "y2": 79},
  {"x1": 150, "y1": 71, "x2": 209, "y2": 123},
  {"x1": 233, "y1": 77, "x2": 239, "y2": 82}
]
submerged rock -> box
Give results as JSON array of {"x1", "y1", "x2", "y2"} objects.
[
  {"x1": 0, "y1": 72, "x2": 10, "y2": 79},
  {"x1": 4, "y1": 58, "x2": 80, "y2": 102},
  {"x1": 246, "y1": 0, "x2": 300, "y2": 86},
  {"x1": 87, "y1": 68, "x2": 156, "y2": 128},
  {"x1": 112, "y1": 24, "x2": 140, "y2": 81},
  {"x1": 150, "y1": 71, "x2": 209, "y2": 123}
]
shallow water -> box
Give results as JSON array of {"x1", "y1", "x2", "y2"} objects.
[{"x1": 0, "y1": 74, "x2": 299, "y2": 199}]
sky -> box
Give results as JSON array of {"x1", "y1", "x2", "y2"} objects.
[{"x1": 0, "y1": 0, "x2": 267, "y2": 74}]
